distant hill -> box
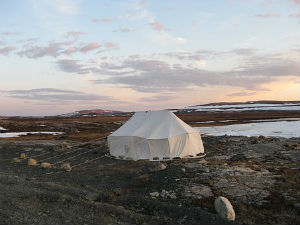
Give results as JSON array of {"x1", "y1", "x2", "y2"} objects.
[
  {"x1": 172, "y1": 100, "x2": 300, "y2": 113},
  {"x1": 191, "y1": 100, "x2": 300, "y2": 107},
  {"x1": 58, "y1": 109, "x2": 125, "y2": 117}
]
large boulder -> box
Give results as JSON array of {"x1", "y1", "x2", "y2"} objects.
[{"x1": 214, "y1": 196, "x2": 235, "y2": 221}]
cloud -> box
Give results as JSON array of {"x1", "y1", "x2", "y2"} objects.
[
  {"x1": 80, "y1": 42, "x2": 101, "y2": 53},
  {"x1": 104, "y1": 42, "x2": 119, "y2": 49},
  {"x1": 91, "y1": 18, "x2": 99, "y2": 23},
  {"x1": 113, "y1": 28, "x2": 135, "y2": 33},
  {"x1": 230, "y1": 48, "x2": 256, "y2": 56},
  {"x1": 94, "y1": 17, "x2": 115, "y2": 23},
  {"x1": 291, "y1": 0, "x2": 300, "y2": 4},
  {"x1": 63, "y1": 46, "x2": 77, "y2": 55},
  {"x1": 255, "y1": 13, "x2": 280, "y2": 18},
  {"x1": 32, "y1": 0, "x2": 79, "y2": 14},
  {"x1": 149, "y1": 22, "x2": 168, "y2": 31},
  {"x1": 1, "y1": 88, "x2": 111, "y2": 102},
  {"x1": 17, "y1": 41, "x2": 72, "y2": 58},
  {"x1": 139, "y1": 94, "x2": 175, "y2": 102},
  {"x1": 0, "y1": 40, "x2": 5, "y2": 45},
  {"x1": 25, "y1": 38, "x2": 40, "y2": 42},
  {"x1": 288, "y1": 13, "x2": 300, "y2": 18},
  {"x1": 56, "y1": 59, "x2": 91, "y2": 74},
  {"x1": 0, "y1": 46, "x2": 16, "y2": 55},
  {"x1": 150, "y1": 32, "x2": 187, "y2": 46},
  {"x1": 227, "y1": 91, "x2": 257, "y2": 97},
  {"x1": 1, "y1": 32, "x2": 21, "y2": 35},
  {"x1": 90, "y1": 52, "x2": 299, "y2": 93},
  {"x1": 66, "y1": 31, "x2": 85, "y2": 38}
]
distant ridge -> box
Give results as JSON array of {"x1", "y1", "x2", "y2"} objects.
[
  {"x1": 58, "y1": 109, "x2": 125, "y2": 117},
  {"x1": 188, "y1": 100, "x2": 300, "y2": 107}
]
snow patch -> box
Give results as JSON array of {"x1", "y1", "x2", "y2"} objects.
[
  {"x1": 197, "y1": 120, "x2": 300, "y2": 138},
  {"x1": 0, "y1": 132, "x2": 63, "y2": 138}
]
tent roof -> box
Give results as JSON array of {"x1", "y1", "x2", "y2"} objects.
[{"x1": 109, "y1": 110, "x2": 198, "y2": 139}]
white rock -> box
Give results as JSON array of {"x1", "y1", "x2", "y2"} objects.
[
  {"x1": 149, "y1": 192, "x2": 159, "y2": 197},
  {"x1": 61, "y1": 163, "x2": 72, "y2": 172},
  {"x1": 214, "y1": 196, "x2": 235, "y2": 221}
]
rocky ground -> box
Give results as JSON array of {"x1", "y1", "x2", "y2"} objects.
[{"x1": 0, "y1": 114, "x2": 300, "y2": 225}]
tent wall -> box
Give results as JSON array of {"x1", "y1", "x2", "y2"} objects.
[{"x1": 108, "y1": 132, "x2": 204, "y2": 161}]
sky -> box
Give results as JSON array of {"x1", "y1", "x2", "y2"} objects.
[{"x1": 0, "y1": 0, "x2": 299, "y2": 116}]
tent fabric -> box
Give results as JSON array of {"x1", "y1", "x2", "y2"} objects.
[{"x1": 108, "y1": 110, "x2": 204, "y2": 160}]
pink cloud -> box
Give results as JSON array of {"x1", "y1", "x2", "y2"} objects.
[
  {"x1": 149, "y1": 22, "x2": 169, "y2": 31},
  {"x1": 80, "y1": 42, "x2": 100, "y2": 53},
  {"x1": 255, "y1": 13, "x2": 280, "y2": 18},
  {"x1": 0, "y1": 46, "x2": 16, "y2": 55},
  {"x1": 17, "y1": 41, "x2": 73, "y2": 58},
  {"x1": 67, "y1": 31, "x2": 85, "y2": 37},
  {"x1": 1, "y1": 32, "x2": 21, "y2": 35},
  {"x1": 288, "y1": 13, "x2": 300, "y2": 18},
  {"x1": 64, "y1": 46, "x2": 77, "y2": 55},
  {"x1": 104, "y1": 42, "x2": 119, "y2": 49},
  {"x1": 92, "y1": 17, "x2": 114, "y2": 23},
  {"x1": 91, "y1": 18, "x2": 99, "y2": 23},
  {"x1": 101, "y1": 18, "x2": 114, "y2": 23}
]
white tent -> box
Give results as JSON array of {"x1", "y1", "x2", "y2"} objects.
[{"x1": 108, "y1": 110, "x2": 204, "y2": 160}]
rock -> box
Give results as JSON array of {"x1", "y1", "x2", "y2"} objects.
[
  {"x1": 215, "y1": 179, "x2": 229, "y2": 189},
  {"x1": 61, "y1": 163, "x2": 72, "y2": 172},
  {"x1": 41, "y1": 162, "x2": 51, "y2": 169},
  {"x1": 185, "y1": 162, "x2": 203, "y2": 169},
  {"x1": 184, "y1": 184, "x2": 213, "y2": 199},
  {"x1": 214, "y1": 196, "x2": 235, "y2": 221},
  {"x1": 181, "y1": 168, "x2": 186, "y2": 173},
  {"x1": 112, "y1": 188, "x2": 122, "y2": 195},
  {"x1": 198, "y1": 159, "x2": 208, "y2": 165},
  {"x1": 85, "y1": 192, "x2": 99, "y2": 201},
  {"x1": 230, "y1": 153, "x2": 247, "y2": 161},
  {"x1": 28, "y1": 158, "x2": 37, "y2": 166},
  {"x1": 149, "y1": 192, "x2": 160, "y2": 198},
  {"x1": 12, "y1": 157, "x2": 21, "y2": 163},
  {"x1": 20, "y1": 153, "x2": 26, "y2": 159},
  {"x1": 160, "y1": 189, "x2": 177, "y2": 199},
  {"x1": 147, "y1": 162, "x2": 167, "y2": 172}
]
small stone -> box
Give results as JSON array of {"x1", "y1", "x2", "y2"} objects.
[
  {"x1": 198, "y1": 159, "x2": 208, "y2": 165},
  {"x1": 181, "y1": 168, "x2": 186, "y2": 173},
  {"x1": 214, "y1": 196, "x2": 235, "y2": 221},
  {"x1": 184, "y1": 184, "x2": 213, "y2": 199},
  {"x1": 41, "y1": 162, "x2": 51, "y2": 168},
  {"x1": 204, "y1": 168, "x2": 210, "y2": 173},
  {"x1": 28, "y1": 158, "x2": 37, "y2": 166},
  {"x1": 113, "y1": 188, "x2": 122, "y2": 195},
  {"x1": 230, "y1": 153, "x2": 247, "y2": 161},
  {"x1": 61, "y1": 163, "x2": 72, "y2": 172},
  {"x1": 20, "y1": 153, "x2": 26, "y2": 159},
  {"x1": 85, "y1": 192, "x2": 99, "y2": 201},
  {"x1": 160, "y1": 190, "x2": 177, "y2": 199},
  {"x1": 12, "y1": 158, "x2": 21, "y2": 163},
  {"x1": 150, "y1": 192, "x2": 159, "y2": 198},
  {"x1": 147, "y1": 162, "x2": 167, "y2": 172}
]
